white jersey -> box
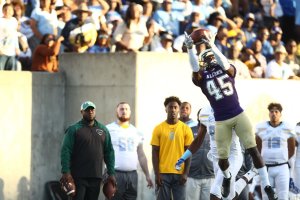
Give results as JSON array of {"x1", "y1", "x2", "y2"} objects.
[
  {"x1": 199, "y1": 106, "x2": 242, "y2": 160},
  {"x1": 295, "y1": 123, "x2": 300, "y2": 167},
  {"x1": 106, "y1": 122, "x2": 143, "y2": 171},
  {"x1": 256, "y1": 121, "x2": 295, "y2": 164}
]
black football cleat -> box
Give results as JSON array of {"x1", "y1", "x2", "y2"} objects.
[
  {"x1": 264, "y1": 185, "x2": 278, "y2": 200},
  {"x1": 221, "y1": 175, "x2": 231, "y2": 198}
]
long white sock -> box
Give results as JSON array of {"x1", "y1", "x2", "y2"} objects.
[
  {"x1": 222, "y1": 167, "x2": 231, "y2": 178},
  {"x1": 243, "y1": 170, "x2": 258, "y2": 182},
  {"x1": 235, "y1": 170, "x2": 258, "y2": 196},
  {"x1": 235, "y1": 178, "x2": 247, "y2": 196},
  {"x1": 257, "y1": 166, "x2": 270, "y2": 188}
]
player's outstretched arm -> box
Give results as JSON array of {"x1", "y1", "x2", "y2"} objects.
[
  {"x1": 175, "y1": 124, "x2": 207, "y2": 170},
  {"x1": 203, "y1": 31, "x2": 235, "y2": 76},
  {"x1": 184, "y1": 32, "x2": 200, "y2": 73}
]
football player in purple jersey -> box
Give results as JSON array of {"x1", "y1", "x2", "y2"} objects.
[{"x1": 176, "y1": 31, "x2": 278, "y2": 200}]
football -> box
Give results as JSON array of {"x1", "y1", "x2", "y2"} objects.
[
  {"x1": 103, "y1": 180, "x2": 116, "y2": 199},
  {"x1": 60, "y1": 176, "x2": 76, "y2": 196},
  {"x1": 190, "y1": 28, "x2": 210, "y2": 44}
]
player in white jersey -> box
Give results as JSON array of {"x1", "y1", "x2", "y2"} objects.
[
  {"x1": 176, "y1": 105, "x2": 258, "y2": 200},
  {"x1": 106, "y1": 102, "x2": 153, "y2": 199},
  {"x1": 256, "y1": 103, "x2": 296, "y2": 200},
  {"x1": 293, "y1": 122, "x2": 300, "y2": 191}
]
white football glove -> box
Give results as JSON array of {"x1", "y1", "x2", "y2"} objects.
[
  {"x1": 184, "y1": 32, "x2": 194, "y2": 49},
  {"x1": 202, "y1": 31, "x2": 217, "y2": 48}
]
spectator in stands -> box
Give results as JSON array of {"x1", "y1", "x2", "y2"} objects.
[
  {"x1": 0, "y1": 3, "x2": 20, "y2": 70},
  {"x1": 56, "y1": 5, "x2": 72, "y2": 36},
  {"x1": 113, "y1": 2, "x2": 150, "y2": 52},
  {"x1": 248, "y1": 0, "x2": 264, "y2": 26},
  {"x1": 88, "y1": 30, "x2": 111, "y2": 53},
  {"x1": 265, "y1": 45, "x2": 299, "y2": 79},
  {"x1": 250, "y1": 39, "x2": 267, "y2": 78},
  {"x1": 185, "y1": 11, "x2": 201, "y2": 29},
  {"x1": 29, "y1": 0, "x2": 58, "y2": 53},
  {"x1": 260, "y1": 0, "x2": 282, "y2": 29},
  {"x1": 152, "y1": 0, "x2": 184, "y2": 37},
  {"x1": 87, "y1": 0, "x2": 109, "y2": 30},
  {"x1": 205, "y1": 11, "x2": 224, "y2": 34},
  {"x1": 228, "y1": 44, "x2": 252, "y2": 79},
  {"x1": 106, "y1": 0, "x2": 123, "y2": 34},
  {"x1": 153, "y1": 32, "x2": 174, "y2": 52},
  {"x1": 247, "y1": 26, "x2": 274, "y2": 62},
  {"x1": 215, "y1": 26, "x2": 229, "y2": 58},
  {"x1": 240, "y1": 47, "x2": 263, "y2": 78},
  {"x1": 12, "y1": 0, "x2": 32, "y2": 70},
  {"x1": 207, "y1": 0, "x2": 227, "y2": 18},
  {"x1": 173, "y1": 22, "x2": 200, "y2": 53},
  {"x1": 270, "y1": 26, "x2": 284, "y2": 49},
  {"x1": 295, "y1": 0, "x2": 300, "y2": 43},
  {"x1": 285, "y1": 39, "x2": 300, "y2": 76},
  {"x1": 278, "y1": 0, "x2": 296, "y2": 42},
  {"x1": 61, "y1": 3, "x2": 97, "y2": 53},
  {"x1": 31, "y1": 34, "x2": 63, "y2": 72},
  {"x1": 191, "y1": 0, "x2": 210, "y2": 25},
  {"x1": 242, "y1": 13, "x2": 257, "y2": 43},
  {"x1": 13, "y1": 0, "x2": 34, "y2": 43}
]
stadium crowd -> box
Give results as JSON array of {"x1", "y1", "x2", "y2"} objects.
[{"x1": 0, "y1": 0, "x2": 300, "y2": 78}]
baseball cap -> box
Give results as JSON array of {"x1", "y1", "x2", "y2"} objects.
[
  {"x1": 245, "y1": 13, "x2": 255, "y2": 21},
  {"x1": 275, "y1": 45, "x2": 287, "y2": 54},
  {"x1": 81, "y1": 101, "x2": 96, "y2": 111},
  {"x1": 161, "y1": 33, "x2": 173, "y2": 41},
  {"x1": 271, "y1": 26, "x2": 283, "y2": 34}
]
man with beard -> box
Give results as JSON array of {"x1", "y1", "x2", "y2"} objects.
[
  {"x1": 106, "y1": 102, "x2": 154, "y2": 200},
  {"x1": 60, "y1": 101, "x2": 116, "y2": 200},
  {"x1": 151, "y1": 96, "x2": 194, "y2": 200}
]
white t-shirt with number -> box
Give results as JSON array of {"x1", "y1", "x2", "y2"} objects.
[
  {"x1": 106, "y1": 122, "x2": 143, "y2": 171},
  {"x1": 256, "y1": 121, "x2": 295, "y2": 164}
]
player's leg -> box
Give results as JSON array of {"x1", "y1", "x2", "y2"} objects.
[
  {"x1": 185, "y1": 177, "x2": 201, "y2": 200},
  {"x1": 261, "y1": 167, "x2": 275, "y2": 200},
  {"x1": 199, "y1": 178, "x2": 214, "y2": 200},
  {"x1": 274, "y1": 164, "x2": 289, "y2": 200},
  {"x1": 233, "y1": 168, "x2": 258, "y2": 199},
  {"x1": 210, "y1": 160, "x2": 223, "y2": 200},
  {"x1": 227, "y1": 152, "x2": 244, "y2": 200},
  {"x1": 215, "y1": 120, "x2": 233, "y2": 197},
  {"x1": 234, "y1": 112, "x2": 277, "y2": 199}
]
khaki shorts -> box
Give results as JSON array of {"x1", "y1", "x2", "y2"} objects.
[{"x1": 215, "y1": 112, "x2": 256, "y2": 159}]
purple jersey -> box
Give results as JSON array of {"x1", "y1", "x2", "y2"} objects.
[{"x1": 193, "y1": 64, "x2": 243, "y2": 121}]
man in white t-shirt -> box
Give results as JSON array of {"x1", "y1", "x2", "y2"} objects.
[
  {"x1": 106, "y1": 102, "x2": 153, "y2": 200},
  {"x1": 265, "y1": 45, "x2": 299, "y2": 79},
  {"x1": 0, "y1": 3, "x2": 19, "y2": 70},
  {"x1": 256, "y1": 102, "x2": 296, "y2": 200}
]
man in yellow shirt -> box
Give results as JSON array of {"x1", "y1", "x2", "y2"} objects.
[{"x1": 151, "y1": 96, "x2": 194, "y2": 200}]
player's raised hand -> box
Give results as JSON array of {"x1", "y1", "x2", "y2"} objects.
[
  {"x1": 184, "y1": 32, "x2": 194, "y2": 49},
  {"x1": 202, "y1": 31, "x2": 217, "y2": 48}
]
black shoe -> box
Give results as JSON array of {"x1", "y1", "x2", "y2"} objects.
[
  {"x1": 221, "y1": 175, "x2": 231, "y2": 198},
  {"x1": 264, "y1": 185, "x2": 278, "y2": 200}
]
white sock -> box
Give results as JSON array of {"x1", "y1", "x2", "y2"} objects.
[
  {"x1": 235, "y1": 178, "x2": 247, "y2": 196},
  {"x1": 222, "y1": 167, "x2": 231, "y2": 178},
  {"x1": 257, "y1": 166, "x2": 270, "y2": 188},
  {"x1": 243, "y1": 170, "x2": 258, "y2": 182}
]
